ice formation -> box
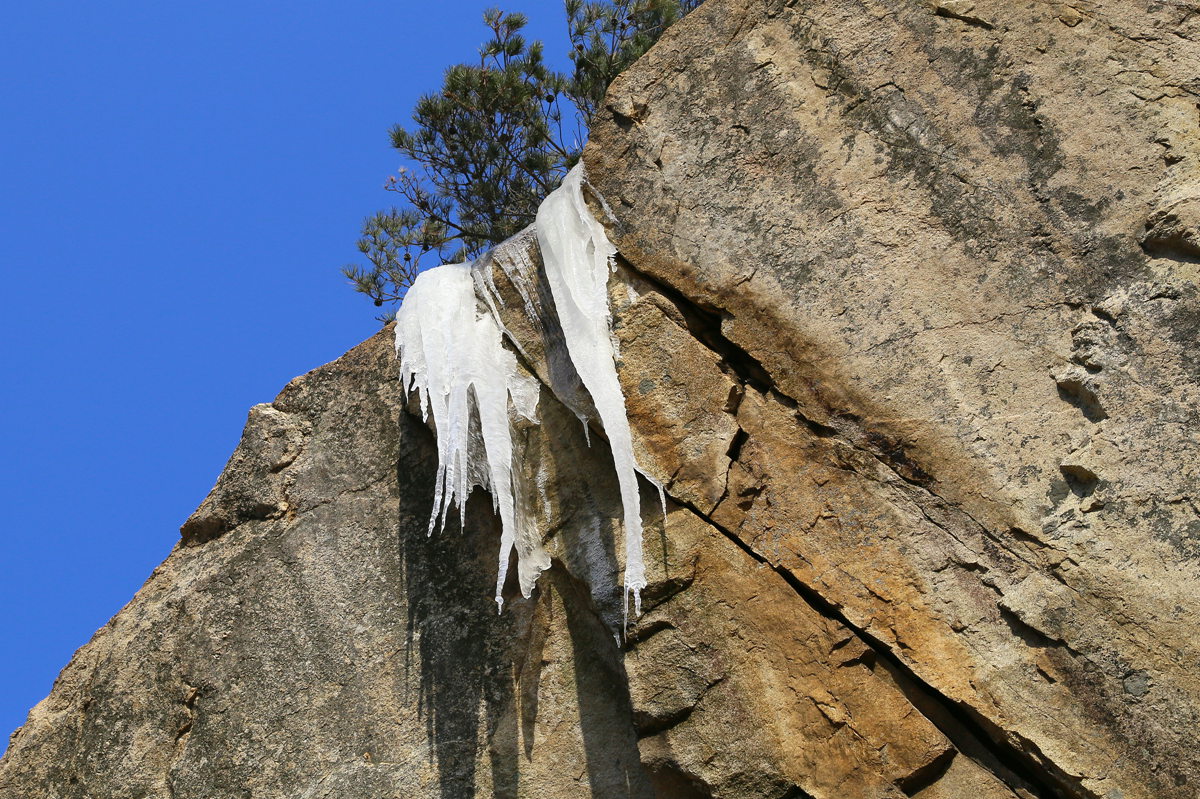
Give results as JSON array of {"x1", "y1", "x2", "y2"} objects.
[
  {"x1": 396, "y1": 164, "x2": 649, "y2": 617},
  {"x1": 535, "y1": 165, "x2": 647, "y2": 615},
  {"x1": 395, "y1": 262, "x2": 548, "y2": 610}
]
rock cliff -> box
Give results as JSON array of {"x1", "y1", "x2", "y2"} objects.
[{"x1": 3, "y1": 1, "x2": 1198, "y2": 797}]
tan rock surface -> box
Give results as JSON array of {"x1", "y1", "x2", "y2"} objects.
[
  {"x1": 4, "y1": 2, "x2": 1199, "y2": 798},
  {"x1": 586, "y1": 1, "x2": 1200, "y2": 796}
]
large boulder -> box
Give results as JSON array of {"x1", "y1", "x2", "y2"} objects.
[
  {"x1": 4, "y1": 1, "x2": 1198, "y2": 797},
  {"x1": 586, "y1": 1, "x2": 1200, "y2": 796}
]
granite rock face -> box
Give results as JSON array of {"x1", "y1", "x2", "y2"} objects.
[
  {"x1": 4, "y1": 1, "x2": 1199, "y2": 798},
  {"x1": 585, "y1": 1, "x2": 1200, "y2": 796}
]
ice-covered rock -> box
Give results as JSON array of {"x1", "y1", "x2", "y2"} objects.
[
  {"x1": 395, "y1": 262, "x2": 547, "y2": 609},
  {"x1": 395, "y1": 165, "x2": 647, "y2": 614}
]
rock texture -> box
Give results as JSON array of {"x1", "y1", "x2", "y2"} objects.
[
  {"x1": 585, "y1": 1, "x2": 1200, "y2": 796},
  {"x1": 4, "y1": 1, "x2": 1199, "y2": 798}
]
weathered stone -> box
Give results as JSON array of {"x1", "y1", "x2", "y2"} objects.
[
  {"x1": 0, "y1": 335, "x2": 655, "y2": 799},
  {"x1": 4, "y1": 1, "x2": 1199, "y2": 798},
  {"x1": 180, "y1": 403, "x2": 306, "y2": 544},
  {"x1": 586, "y1": 1, "x2": 1200, "y2": 796}
]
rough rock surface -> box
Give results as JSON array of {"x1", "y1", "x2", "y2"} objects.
[
  {"x1": 585, "y1": 1, "x2": 1200, "y2": 796},
  {"x1": 4, "y1": 1, "x2": 1199, "y2": 798}
]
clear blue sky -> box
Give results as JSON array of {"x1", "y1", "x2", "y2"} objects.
[{"x1": 0, "y1": 0, "x2": 572, "y2": 743}]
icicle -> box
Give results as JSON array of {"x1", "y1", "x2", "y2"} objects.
[
  {"x1": 395, "y1": 164, "x2": 653, "y2": 626},
  {"x1": 536, "y1": 164, "x2": 648, "y2": 617},
  {"x1": 395, "y1": 263, "x2": 549, "y2": 611}
]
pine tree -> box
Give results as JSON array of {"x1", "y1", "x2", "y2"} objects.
[
  {"x1": 565, "y1": 0, "x2": 701, "y2": 124},
  {"x1": 343, "y1": 2, "x2": 700, "y2": 317}
]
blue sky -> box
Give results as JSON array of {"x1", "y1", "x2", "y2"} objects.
[{"x1": 0, "y1": 0, "x2": 572, "y2": 743}]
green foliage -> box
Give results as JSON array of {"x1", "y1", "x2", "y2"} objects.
[
  {"x1": 565, "y1": 0, "x2": 701, "y2": 124},
  {"x1": 344, "y1": 2, "x2": 700, "y2": 316}
]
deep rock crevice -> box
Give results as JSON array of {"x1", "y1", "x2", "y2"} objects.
[{"x1": 657, "y1": 481, "x2": 1075, "y2": 799}]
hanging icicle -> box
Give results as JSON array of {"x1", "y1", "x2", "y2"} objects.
[
  {"x1": 395, "y1": 164, "x2": 649, "y2": 619},
  {"x1": 395, "y1": 262, "x2": 548, "y2": 611},
  {"x1": 535, "y1": 165, "x2": 648, "y2": 617}
]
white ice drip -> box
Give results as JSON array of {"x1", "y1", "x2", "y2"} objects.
[
  {"x1": 395, "y1": 163, "x2": 650, "y2": 619},
  {"x1": 535, "y1": 164, "x2": 647, "y2": 615},
  {"x1": 395, "y1": 262, "x2": 549, "y2": 610}
]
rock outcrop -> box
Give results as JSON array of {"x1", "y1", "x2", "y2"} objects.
[{"x1": 3, "y1": 1, "x2": 1198, "y2": 798}]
